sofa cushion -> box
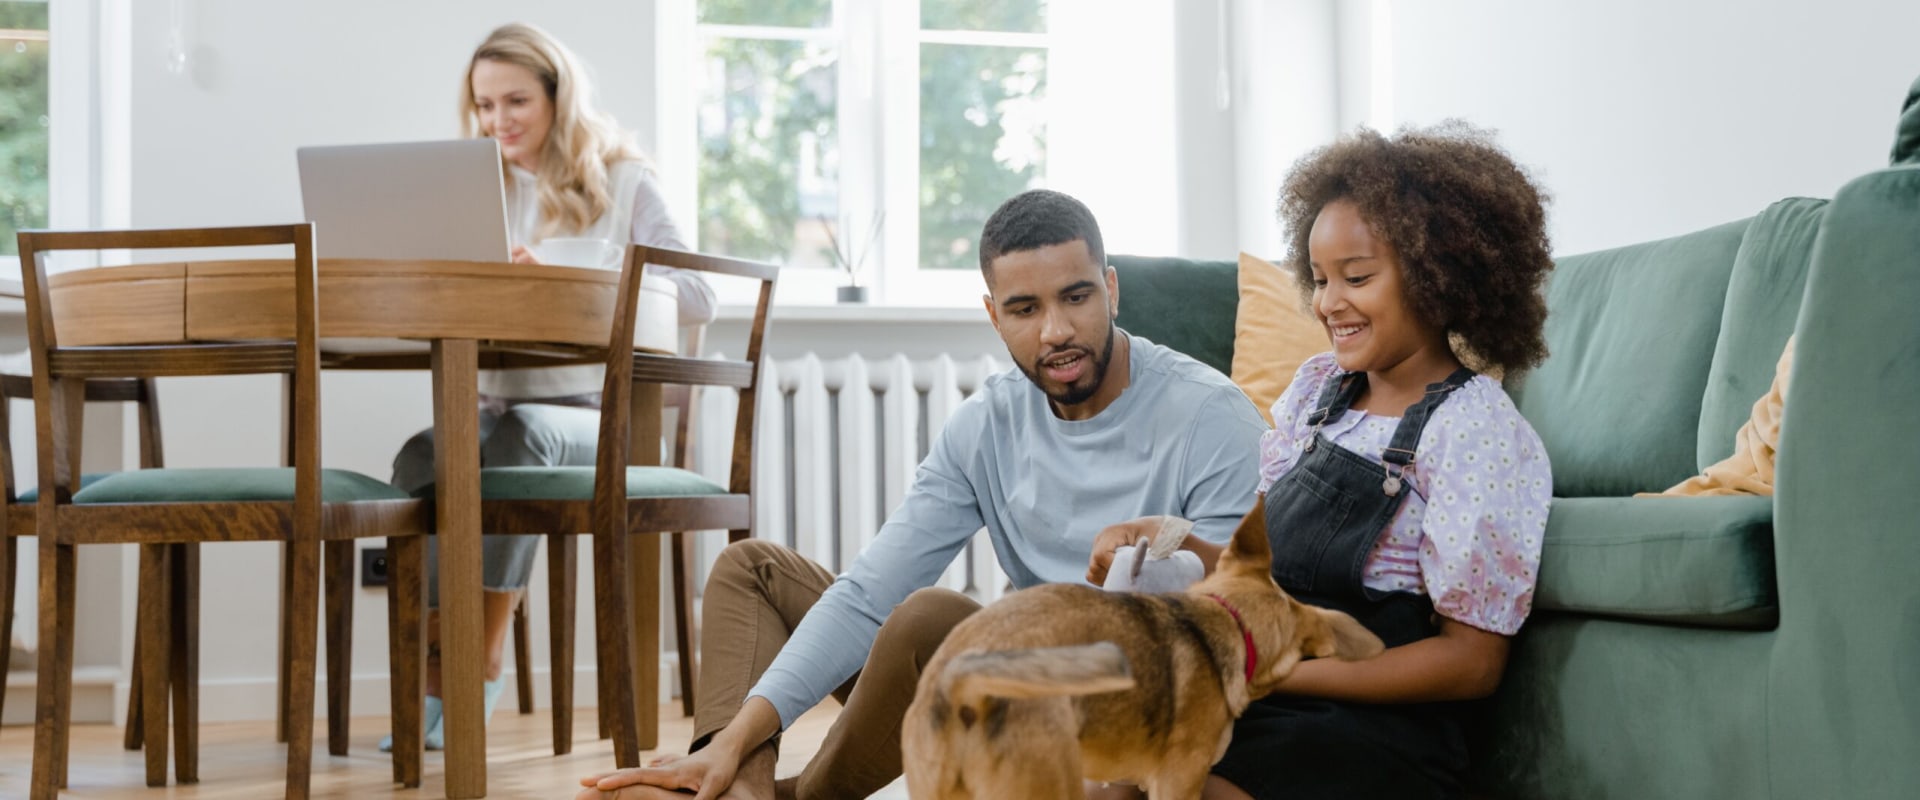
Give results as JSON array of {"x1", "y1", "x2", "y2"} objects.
[
  {"x1": 1229, "y1": 252, "x2": 1324, "y2": 424},
  {"x1": 1110, "y1": 254, "x2": 1238, "y2": 375},
  {"x1": 1696, "y1": 198, "x2": 1823, "y2": 468},
  {"x1": 1534, "y1": 496, "x2": 1776, "y2": 628},
  {"x1": 1893, "y1": 72, "x2": 1920, "y2": 166},
  {"x1": 1510, "y1": 218, "x2": 1748, "y2": 497}
]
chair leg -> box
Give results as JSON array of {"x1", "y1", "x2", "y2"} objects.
[
  {"x1": 592, "y1": 524, "x2": 639, "y2": 768},
  {"x1": 0, "y1": 536, "x2": 14, "y2": 728},
  {"x1": 170, "y1": 542, "x2": 200, "y2": 783},
  {"x1": 596, "y1": 653, "x2": 611, "y2": 740},
  {"x1": 385, "y1": 536, "x2": 424, "y2": 788},
  {"x1": 671, "y1": 530, "x2": 697, "y2": 718},
  {"x1": 592, "y1": 542, "x2": 608, "y2": 740},
  {"x1": 513, "y1": 589, "x2": 533, "y2": 714},
  {"x1": 137, "y1": 544, "x2": 172, "y2": 787},
  {"x1": 324, "y1": 540, "x2": 355, "y2": 756},
  {"x1": 276, "y1": 542, "x2": 294, "y2": 743},
  {"x1": 283, "y1": 539, "x2": 321, "y2": 800},
  {"x1": 631, "y1": 533, "x2": 661, "y2": 752},
  {"x1": 384, "y1": 539, "x2": 403, "y2": 785},
  {"x1": 30, "y1": 541, "x2": 76, "y2": 798},
  {"x1": 547, "y1": 532, "x2": 577, "y2": 755},
  {"x1": 123, "y1": 630, "x2": 144, "y2": 750}
]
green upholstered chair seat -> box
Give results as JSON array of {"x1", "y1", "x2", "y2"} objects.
[
  {"x1": 15, "y1": 472, "x2": 110, "y2": 503},
  {"x1": 1534, "y1": 496, "x2": 1775, "y2": 628},
  {"x1": 468, "y1": 466, "x2": 729, "y2": 501},
  {"x1": 69, "y1": 468, "x2": 410, "y2": 504}
]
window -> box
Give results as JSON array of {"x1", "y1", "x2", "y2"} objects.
[
  {"x1": 1, "y1": 0, "x2": 50, "y2": 261},
  {"x1": 683, "y1": 0, "x2": 1051, "y2": 305}
]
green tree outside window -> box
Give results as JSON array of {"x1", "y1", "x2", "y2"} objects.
[
  {"x1": 1, "y1": 0, "x2": 50, "y2": 257},
  {"x1": 693, "y1": 0, "x2": 1045, "y2": 274}
]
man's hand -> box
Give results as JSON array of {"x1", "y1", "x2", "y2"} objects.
[
  {"x1": 1086, "y1": 516, "x2": 1166, "y2": 585},
  {"x1": 577, "y1": 696, "x2": 781, "y2": 800},
  {"x1": 577, "y1": 747, "x2": 738, "y2": 800}
]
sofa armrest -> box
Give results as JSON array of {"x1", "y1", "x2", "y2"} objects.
[
  {"x1": 1768, "y1": 164, "x2": 1920, "y2": 798},
  {"x1": 1534, "y1": 496, "x2": 1775, "y2": 628}
]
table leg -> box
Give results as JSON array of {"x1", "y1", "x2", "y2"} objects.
[{"x1": 432, "y1": 339, "x2": 485, "y2": 799}]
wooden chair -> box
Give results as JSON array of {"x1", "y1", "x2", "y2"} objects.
[
  {"x1": 0, "y1": 374, "x2": 173, "y2": 756},
  {"x1": 16, "y1": 225, "x2": 432, "y2": 799},
  {"x1": 505, "y1": 327, "x2": 709, "y2": 738},
  {"x1": 418, "y1": 246, "x2": 775, "y2": 766}
]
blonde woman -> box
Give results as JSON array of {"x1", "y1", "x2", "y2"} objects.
[{"x1": 382, "y1": 22, "x2": 715, "y2": 751}]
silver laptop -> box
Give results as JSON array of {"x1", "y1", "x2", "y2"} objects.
[{"x1": 296, "y1": 138, "x2": 510, "y2": 261}]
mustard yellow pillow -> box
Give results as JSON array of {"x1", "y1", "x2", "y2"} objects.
[
  {"x1": 1651, "y1": 336, "x2": 1793, "y2": 497},
  {"x1": 1230, "y1": 253, "x2": 1326, "y2": 424}
]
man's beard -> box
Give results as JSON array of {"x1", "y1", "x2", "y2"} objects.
[{"x1": 1019, "y1": 323, "x2": 1118, "y2": 408}]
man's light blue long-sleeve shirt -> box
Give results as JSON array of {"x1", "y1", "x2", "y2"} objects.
[{"x1": 746, "y1": 333, "x2": 1268, "y2": 728}]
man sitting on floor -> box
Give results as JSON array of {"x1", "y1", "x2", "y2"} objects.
[{"x1": 576, "y1": 189, "x2": 1268, "y2": 800}]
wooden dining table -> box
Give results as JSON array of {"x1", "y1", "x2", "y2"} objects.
[{"x1": 24, "y1": 256, "x2": 679, "y2": 798}]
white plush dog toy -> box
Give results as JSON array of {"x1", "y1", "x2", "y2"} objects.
[{"x1": 1100, "y1": 516, "x2": 1205, "y2": 593}]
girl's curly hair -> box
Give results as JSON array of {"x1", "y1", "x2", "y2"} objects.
[{"x1": 1277, "y1": 121, "x2": 1554, "y2": 376}]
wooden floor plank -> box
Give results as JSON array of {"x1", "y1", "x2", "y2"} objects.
[{"x1": 0, "y1": 703, "x2": 910, "y2": 799}]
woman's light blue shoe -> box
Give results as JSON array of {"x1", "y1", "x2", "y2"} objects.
[
  {"x1": 378, "y1": 694, "x2": 444, "y2": 753},
  {"x1": 379, "y1": 679, "x2": 505, "y2": 752},
  {"x1": 481, "y1": 677, "x2": 506, "y2": 723}
]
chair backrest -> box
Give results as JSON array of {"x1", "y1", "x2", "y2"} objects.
[
  {"x1": 667, "y1": 325, "x2": 707, "y2": 470},
  {"x1": 14, "y1": 225, "x2": 319, "y2": 512},
  {"x1": 0, "y1": 376, "x2": 162, "y2": 506},
  {"x1": 591, "y1": 247, "x2": 778, "y2": 529}
]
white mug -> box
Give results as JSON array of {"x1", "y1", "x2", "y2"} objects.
[{"x1": 531, "y1": 237, "x2": 620, "y2": 269}]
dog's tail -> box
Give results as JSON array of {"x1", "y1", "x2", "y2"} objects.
[{"x1": 942, "y1": 641, "x2": 1135, "y2": 706}]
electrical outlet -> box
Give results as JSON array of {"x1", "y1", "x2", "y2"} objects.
[{"x1": 360, "y1": 547, "x2": 389, "y2": 588}]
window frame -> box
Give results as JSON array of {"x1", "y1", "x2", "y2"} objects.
[{"x1": 661, "y1": 0, "x2": 1052, "y2": 308}]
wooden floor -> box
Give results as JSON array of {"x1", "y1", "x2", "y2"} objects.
[{"x1": 0, "y1": 704, "x2": 910, "y2": 799}]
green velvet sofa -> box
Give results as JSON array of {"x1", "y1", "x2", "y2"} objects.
[{"x1": 1111, "y1": 77, "x2": 1920, "y2": 798}]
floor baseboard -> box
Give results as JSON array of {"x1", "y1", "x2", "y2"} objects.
[{"x1": 1, "y1": 654, "x2": 681, "y2": 726}]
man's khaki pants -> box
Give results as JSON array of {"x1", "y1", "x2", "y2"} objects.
[{"x1": 692, "y1": 539, "x2": 981, "y2": 799}]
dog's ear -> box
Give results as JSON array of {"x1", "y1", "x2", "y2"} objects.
[
  {"x1": 1213, "y1": 496, "x2": 1272, "y2": 578},
  {"x1": 1301, "y1": 605, "x2": 1385, "y2": 661}
]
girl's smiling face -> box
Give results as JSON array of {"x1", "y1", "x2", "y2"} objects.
[{"x1": 1307, "y1": 199, "x2": 1451, "y2": 379}]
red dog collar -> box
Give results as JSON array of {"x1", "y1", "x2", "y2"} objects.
[{"x1": 1206, "y1": 593, "x2": 1257, "y2": 684}]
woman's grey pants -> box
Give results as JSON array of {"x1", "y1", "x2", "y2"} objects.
[{"x1": 390, "y1": 401, "x2": 601, "y2": 605}]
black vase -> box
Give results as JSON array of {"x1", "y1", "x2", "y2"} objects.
[{"x1": 837, "y1": 285, "x2": 868, "y2": 304}]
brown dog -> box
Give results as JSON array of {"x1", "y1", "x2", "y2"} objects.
[{"x1": 901, "y1": 509, "x2": 1384, "y2": 799}]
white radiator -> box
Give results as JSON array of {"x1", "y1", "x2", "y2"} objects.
[{"x1": 688, "y1": 353, "x2": 1013, "y2": 603}]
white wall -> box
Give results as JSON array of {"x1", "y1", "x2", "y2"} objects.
[
  {"x1": 1380, "y1": 0, "x2": 1920, "y2": 256},
  {"x1": 1228, "y1": 0, "x2": 1340, "y2": 261}
]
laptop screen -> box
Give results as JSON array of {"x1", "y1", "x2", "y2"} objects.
[{"x1": 296, "y1": 139, "x2": 510, "y2": 262}]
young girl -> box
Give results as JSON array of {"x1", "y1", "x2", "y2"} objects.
[
  {"x1": 1089, "y1": 122, "x2": 1555, "y2": 799},
  {"x1": 382, "y1": 22, "x2": 715, "y2": 751}
]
